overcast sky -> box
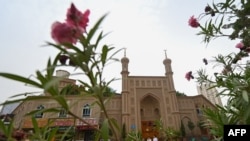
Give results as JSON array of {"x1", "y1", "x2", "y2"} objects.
[{"x1": 0, "y1": 0, "x2": 240, "y2": 104}]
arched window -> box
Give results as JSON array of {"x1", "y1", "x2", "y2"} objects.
[
  {"x1": 58, "y1": 108, "x2": 67, "y2": 118},
  {"x1": 154, "y1": 108, "x2": 160, "y2": 115},
  {"x1": 82, "y1": 104, "x2": 91, "y2": 117},
  {"x1": 34, "y1": 105, "x2": 44, "y2": 118}
]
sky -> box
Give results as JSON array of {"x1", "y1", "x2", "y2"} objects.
[{"x1": 0, "y1": 0, "x2": 240, "y2": 105}]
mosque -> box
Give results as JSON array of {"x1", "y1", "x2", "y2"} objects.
[{"x1": 11, "y1": 52, "x2": 215, "y2": 140}]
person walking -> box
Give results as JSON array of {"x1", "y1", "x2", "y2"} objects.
[{"x1": 153, "y1": 136, "x2": 158, "y2": 141}]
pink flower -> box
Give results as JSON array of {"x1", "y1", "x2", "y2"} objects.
[
  {"x1": 235, "y1": 42, "x2": 244, "y2": 49},
  {"x1": 66, "y1": 3, "x2": 90, "y2": 30},
  {"x1": 188, "y1": 15, "x2": 200, "y2": 28},
  {"x1": 51, "y1": 22, "x2": 83, "y2": 45},
  {"x1": 185, "y1": 71, "x2": 194, "y2": 81}
]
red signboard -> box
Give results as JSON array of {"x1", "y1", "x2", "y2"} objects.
[
  {"x1": 50, "y1": 118, "x2": 75, "y2": 127},
  {"x1": 76, "y1": 118, "x2": 98, "y2": 126},
  {"x1": 76, "y1": 118, "x2": 99, "y2": 130},
  {"x1": 77, "y1": 125, "x2": 98, "y2": 130}
]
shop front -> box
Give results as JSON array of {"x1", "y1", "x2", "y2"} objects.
[
  {"x1": 75, "y1": 118, "x2": 99, "y2": 141},
  {"x1": 49, "y1": 118, "x2": 75, "y2": 141}
]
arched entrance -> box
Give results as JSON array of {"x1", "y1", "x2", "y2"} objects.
[{"x1": 140, "y1": 95, "x2": 160, "y2": 139}]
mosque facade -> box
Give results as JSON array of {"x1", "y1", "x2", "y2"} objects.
[{"x1": 11, "y1": 53, "x2": 215, "y2": 140}]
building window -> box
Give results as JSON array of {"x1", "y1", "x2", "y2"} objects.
[
  {"x1": 34, "y1": 105, "x2": 44, "y2": 118},
  {"x1": 196, "y1": 108, "x2": 203, "y2": 116},
  {"x1": 58, "y1": 108, "x2": 67, "y2": 118},
  {"x1": 154, "y1": 108, "x2": 160, "y2": 116},
  {"x1": 82, "y1": 104, "x2": 91, "y2": 117}
]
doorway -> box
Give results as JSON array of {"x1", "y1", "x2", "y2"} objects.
[{"x1": 140, "y1": 95, "x2": 160, "y2": 139}]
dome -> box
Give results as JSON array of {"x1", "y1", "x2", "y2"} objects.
[
  {"x1": 121, "y1": 56, "x2": 129, "y2": 63},
  {"x1": 56, "y1": 70, "x2": 70, "y2": 78},
  {"x1": 163, "y1": 57, "x2": 171, "y2": 65}
]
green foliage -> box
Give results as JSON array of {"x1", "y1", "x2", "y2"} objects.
[
  {"x1": 155, "y1": 119, "x2": 181, "y2": 141},
  {"x1": 197, "y1": 0, "x2": 250, "y2": 45},
  {"x1": 176, "y1": 91, "x2": 187, "y2": 96},
  {"x1": 125, "y1": 131, "x2": 143, "y2": 141},
  {"x1": 197, "y1": 120, "x2": 205, "y2": 130},
  {"x1": 164, "y1": 127, "x2": 181, "y2": 141},
  {"x1": 0, "y1": 119, "x2": 15, "y2": 141},
  {"x1": 29, "y1": 117, "x2": 59, "y2": 141},
  {"x1": 96, "y1": 119, "x2": 110, "y2": 140},
  {"x1": 191, "y1": 0, "x2": 250, "y2": 140}
]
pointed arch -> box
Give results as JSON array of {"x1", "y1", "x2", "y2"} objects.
[
  {"x1": 140, "y1": 94, "x2": 160, "y2": 139},
  {"x1": 140, "y1": 93, "x2": 160, "y2": 102},
  {"x1": 140, "y1": 94, "x2": 161, "y2": 121}
]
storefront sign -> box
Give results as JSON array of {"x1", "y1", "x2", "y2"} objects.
[
  {"x1": 50, "y1": 118, "x2": 75, "y2": 127},
  {"x1": 76, "y1": 118, "x2": 98, "y2": 126},
  {"x1": 76, "y1": 118, "x2": 98, "y2": 130}
]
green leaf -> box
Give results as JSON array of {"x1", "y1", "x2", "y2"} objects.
[
  {"x1": 218, "y1": 16, "x2": 224, "y2": 32},
  {"x1": 46, "y1": 56, "x2": 58, "y2": 80},
  {"x1": 100, "y1": 119, "x2": 109, "y2": 140},
  {"x1": 110, "y1": 118, "x2": 121, "y2": 131},
  {"x1": 78, "y1": 80, "x2": 91, "y2": 89},
  {"x1": 106, "y1": 47, "x2": 118, "y2": 59},
  {"x1": 242, "y1": 90, "x2": 249, "y2": 102},
  {"x1": 54, "y1": 96, "x2": 69, "y2": 110},
  {"x1": 86, "y1": 13, "x2": 108, "y2": 46},
  {"x1": 36, "y1": 70, "x2": 47, "y2": 85},
  {"x1": 43, "y1": 77, "x2": 62, "y2": 94},
  {"x1": 95, "y1": 31, "x2": 104, "y2": 48},
  {"x1": 32, "y1": 117, "x2": 41, "y2": 137},
  {"x1": 46, "y1": 42, "x2": 68, "y2": 54},
  {"x1": 59, "y1": 126, "x2": 75, "y2": 141},
  {"x1": 0, "y1": 119, "x2": 14, "y2": 140},
  {"x1": 0, "y1": 73, "x2": 42, "y2": 88},
  {"x1": 101, "y1": 45, "x2": 108, "y2": 66},
  {"x1": 46, "y1": 127, "x2": 58, "y2": 141}
]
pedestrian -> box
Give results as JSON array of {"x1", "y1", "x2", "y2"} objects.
[{"x1": 153, "y1": 136, "x2": 158, "y2": 141}]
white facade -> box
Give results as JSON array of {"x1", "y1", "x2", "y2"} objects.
[{"x1": 196, "y1": 83, "x2": 223, "y2": 106}]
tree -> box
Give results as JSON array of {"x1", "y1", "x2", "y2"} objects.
[{"x1": 176, "y1": 91, "x2": 187, "y2": 96}]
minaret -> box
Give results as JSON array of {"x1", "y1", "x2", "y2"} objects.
[
  {"x1": 121, "y1": 48, "x2": 129, "y2": 81},
  {"x1": 163, "y1": 50, "x2": 174, "y2": 91},
  {"x1": 163, "y1": 50, "x2": 180, "y2": 129},
  {"x1": 121, "y1": 48, "x2": 130, "y2": 131},
  {"x1": 163, "y1": 50, "x2": 173, "y2": 76}
]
